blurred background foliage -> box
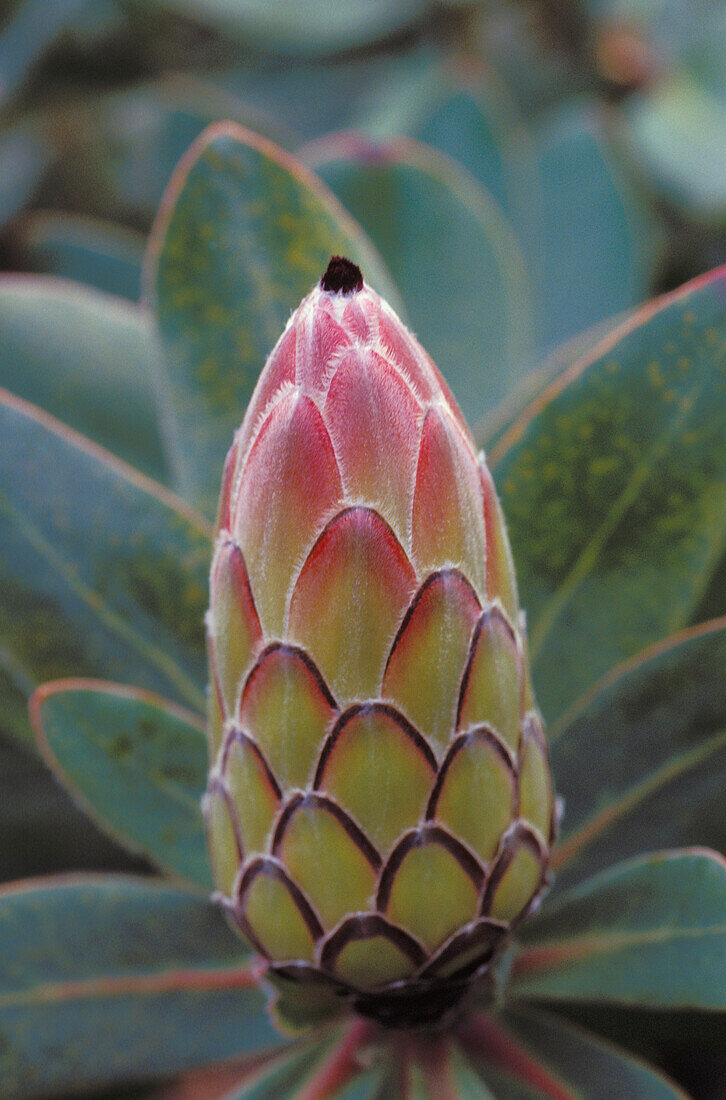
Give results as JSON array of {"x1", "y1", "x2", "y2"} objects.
[{"x1": 1, "y1": 0, "x2": 725, "y2": 870}]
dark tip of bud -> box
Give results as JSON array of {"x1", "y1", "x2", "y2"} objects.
[{"x1": 320, "y1": 256, "x2": 363, "y2": 295}]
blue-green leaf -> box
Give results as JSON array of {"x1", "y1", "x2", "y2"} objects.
[
  {"x1": 529, "y1": 100, "x2": 661, "y2": 354},
  {"x1": 470, "y1": 1007, "x2": 689, "y2": 1098},
  {"x1": 550, "y1": 618, "x2": 726, "y2": 890},
  {"x1": 0, "y1": 276, "x2": 166, "y2": 481},
  {"x1": 12, "y1": 213, "x2": 144, "y2": 300},
  {"x1": 145, "y1": 0, "x2": 426, "y2": 55},
  {"x1": 0, "y1": 388, "x2": 209, "y2": 747},
  {"x1": 0, "y1": 0, "x2": 89, "y2": 107},
  {"x1": 308, "y1": 132, "x2": 534, "y2": 426},
  {"x1": 512, "y1": 849, "x2": 726, "y2": 1010},
  {"x1": 0, "y1": 875, "x2": 283, "y2": 1099},
  {"x1": 493, "y1": 266, "x2": 726, "y2": 721},
  {"x1": 31, "y1": 680, "x2": 209, "y2": 888}
]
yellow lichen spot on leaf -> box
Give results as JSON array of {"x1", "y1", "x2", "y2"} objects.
[{"x1": 647, "y1": 360, "x2": 663, "y2": 388}]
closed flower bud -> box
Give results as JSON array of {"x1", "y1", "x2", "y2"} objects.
[{"x1": 204, "y1": 256, "x2": 554, "y2": 1027}]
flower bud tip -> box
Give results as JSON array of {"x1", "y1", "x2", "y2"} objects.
[{"x1": 320, "y1": 255, "x2": 363, "y2": 295}]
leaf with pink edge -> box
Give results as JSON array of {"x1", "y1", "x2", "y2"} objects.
[
  {"x1": 511, "y1": 849, "x2": 726, "y2": 1010},
  {"x1": 549, "y1": 618, "x2": 726, "y2": 890},
  {"x1": 30, "y1": 679, "x2": 210, "y2": 888},
  {"x1": 0, "y1": 388, "x2": 209, "y2": 749},
  {"x1": 467, "y1": 1007, "x2": 689, "y2": 1098},
  {"x1": 0, "y1": 277, "x2": 167, "y2": 482},
  {"x1": 222, "y1": 1026, "x2": 389, "y2": 1099},
  {"x1": 492, "y1": 266, "x2": 726, "y2": 722},
  {"x1": 0, "y1": 876, "x2": 284, "y2": 1100}
]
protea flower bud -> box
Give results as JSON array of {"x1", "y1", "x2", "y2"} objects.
[{"x1": 204, "y1": 257, "x2": 555, "y2": 1027}]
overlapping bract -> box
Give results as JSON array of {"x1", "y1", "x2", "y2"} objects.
[{"x1": 204, "y1": 258, "x2": 554, "y2": 1025}]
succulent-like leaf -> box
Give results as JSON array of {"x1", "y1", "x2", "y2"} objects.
[
  {"x1": 222, "y1": 1022, "x2": 386, "y2": 1099},
  {"x1": 26, "y1": 74, "x2": 285, "y2": 230},
  {"x1": 622, "y1": 73, "x2": 726, "y2": 228},
  {"x1": 0, "y1": 0, "x2": 87, "y2": 108},
  {"x1": 30, "y1": 679, "x2": 209, "y2": 888},
  {"x1": 0, "y1": 875, "x2": 284, "y2": 1099},
  {"x1": 476, "y1": 311, "x2": 630, "y2": 454},
  {"x1": 307, "y1": 133, "x2": 534, "y2": 426},
  {"x1": 466, "y1": 1008, "x2": 689, "y2": 1098},
  {"x1": 11, "y1": 213, "x2": 144, "y2": 300},
  {"x1": 359, "y1": 53, "x2": 535, "y2": 227},
  {"x1": 493, "y1": 266, "x2": 726, "y2": 720},
  {"x1": 446, "y1": 1047, "x2": 498, "y2": 1099},
  {"x1": 550, "y1": 618, "x2": 726, "y2": 889},
  {"x1": 545, "y1": 1004, "x2": 726, "y2": 1100},
  {"x1": 0, "y1": 277, "x2": 167, "y2": 481},
  {"x1": 144, "y1": 0, "x2": 425, "y2": 55},
  {"x1": 511, "y1": 849, "x2": 726, "y2": 1010},
  {"x1": 0, "y1": 119, "x2": 49, "y2": 230},
  {"x1": 529, "y1": 100, "x2": 661, "y2": 353},
  {"x1": 0, "y1": 736, "x2": 142, "y2": 883},
  {"x1": 0, "y1": 388, "x2": 209, "y2": 746},
  {"x1": 331, "y1": 1067, "x2": 392, "y2": 1100},
  {"x1": 359, "y1": 71, "x2": 657, "y2": 361},
  {"x1": 148, "y1": 122, "x2": 399, "y2": 516}
]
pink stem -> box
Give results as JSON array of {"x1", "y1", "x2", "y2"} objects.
[{"x1": 298, "y1": 1019, "x2": 373, "y2": 1100}]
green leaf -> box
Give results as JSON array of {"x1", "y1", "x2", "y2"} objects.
[
  {"x1": 0, "y1": 734, "x2": 144, "y2": 883},
  {"x1": 31, "y1": 680, "x2": 209, "y2": 888},
  {"x1": 447, "y1": 1047, "x2": 497, "y2": 1099},
  {"x1": 0, "y1": 388, "x2": 209, "y2": 747},
  {"x1": 223, "y1": 1027, "x2": 387, "y2": 1099},
  {"x1": 145, "y1": 0, "x2": 425, "y2": 55},
  {"x1": 218, "y1": 46, "x2": 438, "y2": 147},
  {"x1": 529, "y1": 100, "x2": 661, "y2": 354},
  {"x1": 360, "y1": 76, "x2": 657, "y2": 364},
  {"x1": 148, "y1": 121, "x2": 400, "y2": 517},
  {"x1": 693, "y1": 542, "x2": 726, "y2": 623},
  {"x1": 401, "y1": 1040, "x2": 496, "y2": 1100},
  {"x1": 622, "y1": 73, "x2": 726, "y2": 228},
  {"x1": 308, "y1": 133, "x2": 534, "y2": 427},
  {"x1": 492, "y1": 266, "x2": 726, "y2": 721},
  {"x1": 0, "y1": 276, "x2": 167, "y2": 482},
  {"x1": 549, "y1": 1003, "x2": 726, "y2": 1100},
  {"x1": 11, "y1": 213, "x2": 144, "y2": 300},
  {"x1": 33, "y1": 73, "x2": 286, "y2": 230},
  {"x1": 0, "y1": 875, "x2": 283, "y2": 1099},
  {"x1": 355, "y1": 53, "x2": 537, "y2": 227},
  {"x1": 512, "y1": 849, "x2": 726, "y2": 1010},
  {"x1": 332, "y1": 1065, "x2": 391, "y2": 1099},
  {"x1": 476, "y1": 311, "x2": 630, "y2": 452},
  {"x1": 462, "y1": 1067, "x2": 543, "y2": 1100},
  {"x1": 222, "y1": 1040, "x2": 340, "y2": 1100},
  {"x1": 0, "y1": 0, "x2": 88, "y2": 107},
  {"x1": 0, "y1": 120, "x2": 49, "y2": 228},
  {"x1": 549, "y1": 618, "x2": 726, "y2": 889},
  {"x1": 469, "y1": 1007, "x2": 689, "y2": 1098}
]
